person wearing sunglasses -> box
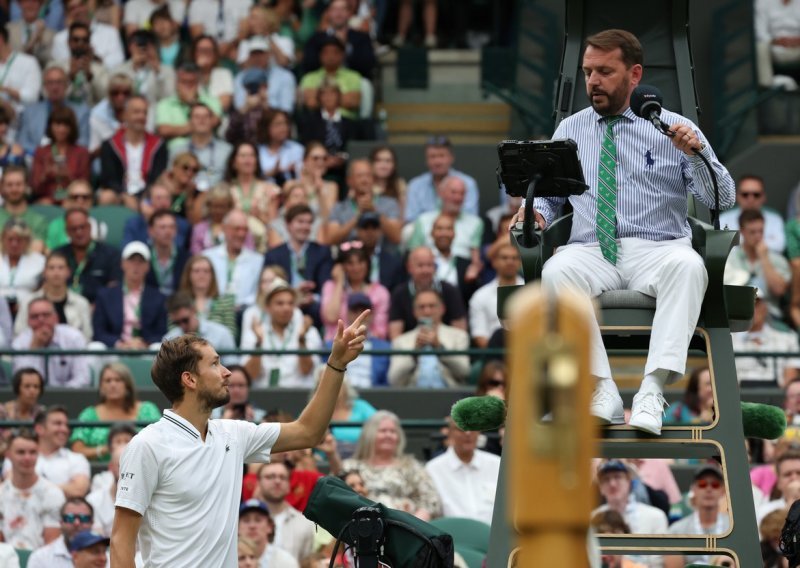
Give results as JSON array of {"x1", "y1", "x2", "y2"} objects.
[
  {"x1": 27, "y1": 496, "x2": 95, "y2": 567},
  {"x1": 163, "y1": 291, "x2": 236, "y2": 365},
  {"x1": 665, "y1": 464, "x2": 729, "y2": 568},
  {"x1": 88, "y1": 73, "x2": 133, "y2": 156},
  {"x1": 719, "y1": 174, "x2": 785, "y2": 254}
]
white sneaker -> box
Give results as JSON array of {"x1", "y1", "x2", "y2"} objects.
[
  {"x1": 424, "y1": 34, "x2": 437, "y2": 48},
  {"x1": 629, "y1": 391, "x2": 669, "y2": 435},
  {"x1": 591, "y1": 389, "x2": 625, "y2": 425}
]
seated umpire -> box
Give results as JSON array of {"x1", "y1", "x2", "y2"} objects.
[{"x1": 514, "y1": 29, "x2": 735, "y2": 436}]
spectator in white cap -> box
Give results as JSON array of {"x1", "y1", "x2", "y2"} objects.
[
  {"x1": 233, "y1": 35, "x2": 296, "y2": 114},
  {"x1": 242, "y1": 278, "x2": 322, "y2": 388},
  {"x1": 92, "y1": 241, "x2": 167, "y2": 349}
]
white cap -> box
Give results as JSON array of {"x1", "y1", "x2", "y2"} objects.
[
  {"x1": 122, "y1": 241, "x2": 151, "y2": 261},
  {"x1": 246, "y1": 36, "x2": 270, "y2": 57}
]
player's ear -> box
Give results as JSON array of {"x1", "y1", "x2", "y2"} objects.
[{"x1": 180, "y1": 370, "x2": 196, "y2": 391}]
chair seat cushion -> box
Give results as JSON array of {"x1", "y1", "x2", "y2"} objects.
[{"x1": 598, "y1": 290, "x2": 657, "y2": 309}]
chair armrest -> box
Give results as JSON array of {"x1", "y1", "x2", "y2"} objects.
[
  {"x1": 702, "y1": 227, "x2": 740, "y2": 328},
  {"x1": 510, "y1": 213, "x2": 573, "y2": 282}
]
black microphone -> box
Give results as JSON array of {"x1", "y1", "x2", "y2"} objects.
[
  {"x1": 630, "y1": 85, "x2": 672, "y2": 136},
  {"x1": 630, "y1": 84, "x2": 722, "y2": 230}
]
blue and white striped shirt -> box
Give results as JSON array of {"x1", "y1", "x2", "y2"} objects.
[{"x1": 533, "y1": 106, "x2": 736, "y2": 244}]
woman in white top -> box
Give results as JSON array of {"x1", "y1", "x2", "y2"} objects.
[
  {"x1": 256, "y1": 110, "x2": 305, "y2": 187},
  {"x1": 240, "y1": 265, "x2": 304, "y2": 350},
  {"x1": 14, "y1": 251, "x2": 93, "y2": 341},
  {"x1": 192, "y1": 35, "x2": 235, "y2": 112},
  {"x1": 0, "y1": 218, "x2": 45, "y2": 314}
]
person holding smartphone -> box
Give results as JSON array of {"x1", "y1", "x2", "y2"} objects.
[{"x1": 387, "y1": 288, "x2": 469, "y2": 388}]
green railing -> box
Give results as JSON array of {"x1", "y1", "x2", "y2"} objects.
[
  {"x1": 709, "y1": 0, "x2": 785, "y2": 159},
  {"x1": 480, "y1": 0, "x2": 560, "y2": 136}
]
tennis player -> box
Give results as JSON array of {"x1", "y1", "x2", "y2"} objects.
[{"x1": 110, "y1": 310, "x2": 370, "y2": 567}]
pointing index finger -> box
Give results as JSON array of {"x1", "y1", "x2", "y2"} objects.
[{"x1": 349, "y1": 309, "x2": 371, "y2": 331}]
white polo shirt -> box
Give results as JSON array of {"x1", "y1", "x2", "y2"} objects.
[
  {"x1": 424, "y1": 447, "x2": 500, "y2": 525},
  {"x1": 3, "y1": 446, "x2": 91, "y2": 485},
  {"x1": 116, "y1": 410, "x2": 281, "y2": 567}
]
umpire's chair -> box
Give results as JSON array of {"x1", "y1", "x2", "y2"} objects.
[{"x1": 486, "y1": 0, "x2": 762, "y2": 565}]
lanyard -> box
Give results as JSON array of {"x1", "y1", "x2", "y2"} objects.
[
  {"x1": 236, "y1": 180, "x2": 255, "y2": 212},
  {"x1": 265, "y1": 319, "x2": 294, "y2": 351},
  {"x1": 69, "y1": 241, "x2": 96, "y2": 292},
  {"x1": 225, "y1": 255, "x2": 237, "y2": 292},
  {"x1": 216, "y1": 0, "x2": 225, "y2": 40},
  {"x1": 370, "y1": 252, "x2": 379, "y2": 282},
  {"x1": 151, "y1": 246, "x2": 177, "y2": 288},
  {"x1": 190, "y1": 139, "x2": 216, "y2": 176},
  {"x1": 123, "y1": 282, "x2": 142, "y2": 323},
  {"x1": 289, "y1": 242, "x2": 309, "y2": 285},
  {"x1": 134, "y1": 67, "x2": 150, "y2": 96},
  {"x1": 6, "y1": 261, "x2": 17, "y2": 288},
  {"x1": 171, "y1": 191, "x2": 187, "y2": 214},
  {"x1": 0, "y1": 52, "x2": 17, "y2": 87}
]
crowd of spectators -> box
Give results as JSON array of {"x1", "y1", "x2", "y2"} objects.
[
  {"x1": 0, "y1": 0, "x2": 796, "y2": 566},
  {"x1": 0, "y1": 0, "x2": 516, "y2": 563}
]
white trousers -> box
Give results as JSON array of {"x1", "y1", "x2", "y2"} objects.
[{"x1": 541, "y1": 237, "x2": 707, "y2": 382}]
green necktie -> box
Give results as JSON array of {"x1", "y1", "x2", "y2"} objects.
[{"x1": 597, "y1": 115, "x2": 623, "y2": 264}]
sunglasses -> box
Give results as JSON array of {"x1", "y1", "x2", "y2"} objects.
[
  {"x1": 487, "y1": 379, "x2": 505, "y2": 388},
  {"x1": 180, "y1": 164, "x2": 200, "y2": 173},
  {"x1": 739, "y1": 191, "x2": 763, "y2": 199},
  {"x1": 62, "y1": 513, "x2": 92, "y2": 523},
  {"x1": 68, "y1": 193, "x2": 92, "y2": 201},
  {"x1": 171, "y1": 316, "x2": 191, "y2": 327},
  {"x1": 110, "y1": 89, "x2": 131, "y2": 97},
  {"x1": 340, "y1": 240, "x2": 364, "y2": 252},
  {"x1": 695, "y1": 478, "x2": 722, "y2": 489},
  {"x1": 70, "y1": 36, "x2": 90, "y2": 44}
]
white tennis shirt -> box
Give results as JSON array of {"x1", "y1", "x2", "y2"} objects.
[{"x1": 116, "y1": 410, "x2": 282, "y2": 567}]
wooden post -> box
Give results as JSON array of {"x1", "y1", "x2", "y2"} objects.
[{"x1": 506, "y1": 285, "x2": 597, "y2": 567}]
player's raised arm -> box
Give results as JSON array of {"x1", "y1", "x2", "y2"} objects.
[{"x1": 272, "y1": 310, "x2": 370, "y2": 453}]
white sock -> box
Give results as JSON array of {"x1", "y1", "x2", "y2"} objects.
[
  {"x1": 595, "y1": 376, "x2": 618, "y2": 395},
  {"x1": 640, "y1": 369, "x2": 670, "y2": 394}
]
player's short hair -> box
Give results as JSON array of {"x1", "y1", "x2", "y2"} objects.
[{"x1": 151, "y1": 335, "x2": 209, "y2": 403}]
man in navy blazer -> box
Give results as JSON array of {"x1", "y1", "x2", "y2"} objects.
[
  {"x1": 355, "y1": 212, "x2": 405, "y2": 292},
  {"x1": 263, "y1": 204, "x2": 332, "y2": 324},
  {"x1": 92, "y1": 241, "x2": 167, "y2": 348}
]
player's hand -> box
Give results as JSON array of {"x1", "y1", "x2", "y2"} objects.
[
  {"x1": 670, "y1": 123, "x2": 704, "y2": 156},
  {"x1": 509, "y1": 205, "x2": 546, "y2": 230},
  {"x1": 329, "y1": 309, "x2": 370, "y2": 368}
]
